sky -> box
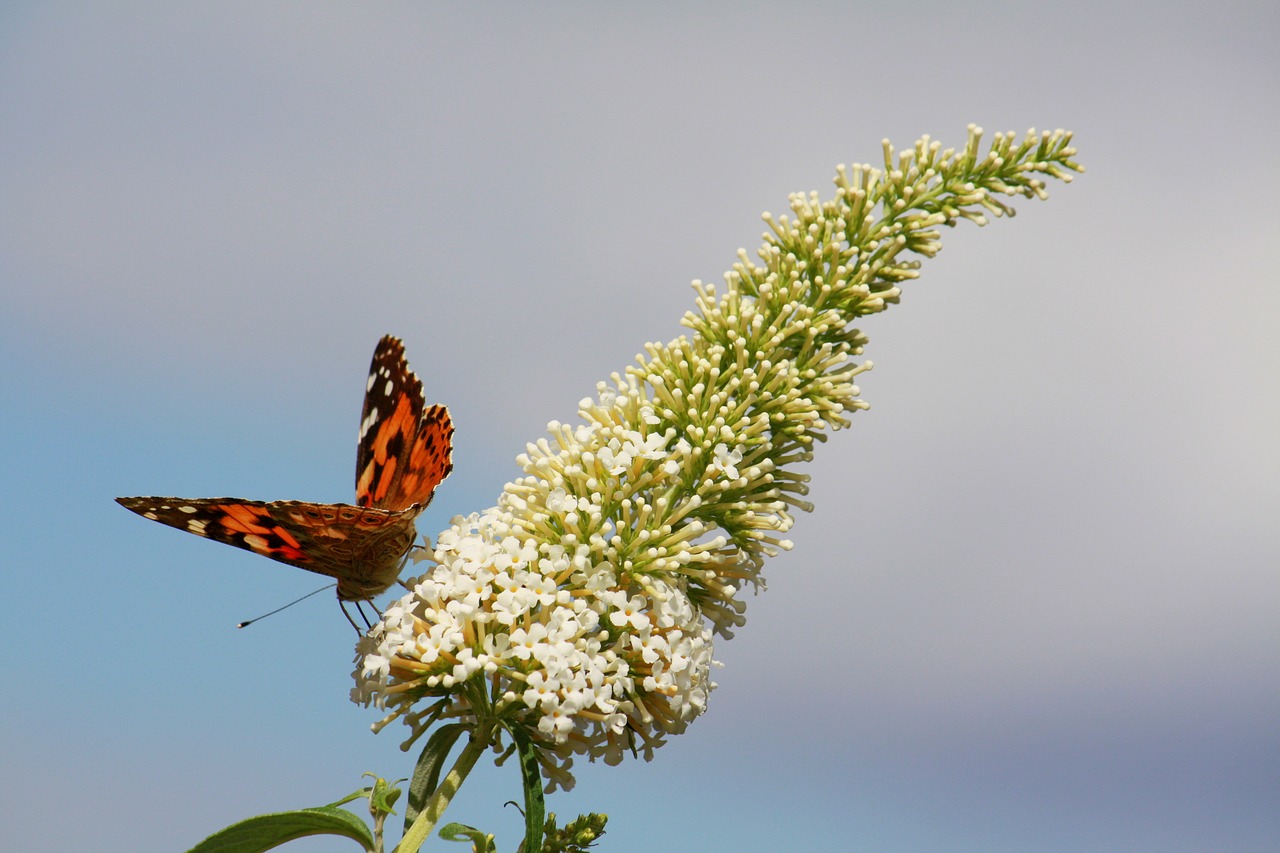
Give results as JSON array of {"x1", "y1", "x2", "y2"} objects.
[{"x1": 1, "y1": 2, "x2": 1277, "y2": 851}]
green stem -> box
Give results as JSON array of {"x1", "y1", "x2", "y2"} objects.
[
  {"x1": 373, "y1": 810, "x2": 386, "y2": 853},
  {"x1": 394, "y1": 734, "x2": 487, "y2": 853}
]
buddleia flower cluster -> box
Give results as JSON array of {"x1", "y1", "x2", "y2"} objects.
[{"x1": 352, "y1": 126, "x2": 1082, "y2": 790}]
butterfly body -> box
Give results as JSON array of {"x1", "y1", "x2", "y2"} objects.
[{"x1": 117, "y1": 336, "x2": 452, "y2": 602}]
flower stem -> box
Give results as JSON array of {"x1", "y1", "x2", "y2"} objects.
[{"x1": 394, "y1": 734, "x2": 487, "y2": 853}]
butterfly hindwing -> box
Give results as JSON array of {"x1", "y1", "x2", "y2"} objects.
[{"x1": 355, "y1": 335, "x2": 454, "y2": 511}]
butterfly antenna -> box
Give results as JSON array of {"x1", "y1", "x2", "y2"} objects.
[{"x1": 237, "y1": 583, "x2": 336, "y2": 628}]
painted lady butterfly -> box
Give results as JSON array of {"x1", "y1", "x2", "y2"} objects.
[{"x1": 117, "y1": 335, "x2": 453, "y2": 604}]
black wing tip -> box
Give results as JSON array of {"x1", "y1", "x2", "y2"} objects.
[{"x1": 375, "y1": 334, "x2": 406, "y2": 355}]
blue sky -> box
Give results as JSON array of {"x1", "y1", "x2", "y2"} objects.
[{"x1": 1, "y1": 3, "x2": 1276, "y2": 851}]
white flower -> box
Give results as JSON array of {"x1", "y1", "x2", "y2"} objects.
[
  {"x1": 709, "y1": 442, "x2": 743, "y2": 479},
  {"x1": 361, "y1": 652, "x2": 390, "y2": 680}
]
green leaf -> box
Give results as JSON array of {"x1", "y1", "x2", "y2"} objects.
[
  {"x1": 185, "y1": 806, "x2": 373, "y2": 853},
  {"x1": 404, "y1": 722, "x2": 469, "y2": 833},
  {"x1": 507, "y1": 727, "x2": 545, "y2": 853},
  {"x1": 325, "y1": 787, "x2": 374, "y2": 810},
  {"x1": 438, "y1": 822, "x2": 497, "y2": 852}
]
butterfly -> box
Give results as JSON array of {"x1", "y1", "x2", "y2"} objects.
[{"x1": 117, "y1": 335, "x2": 453, "y2": 613}]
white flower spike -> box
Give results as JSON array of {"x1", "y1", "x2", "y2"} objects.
[{"x1": 353, "y1": 127, "x2": 1082, "y2": 791}]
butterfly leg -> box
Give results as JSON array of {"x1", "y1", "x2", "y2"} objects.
[
  {"x1": 340, "y1": 601, "x2": 366, "y2": 635},
  {"x1": 355, "y1": 599, "x2": 380, "y2": 630}
]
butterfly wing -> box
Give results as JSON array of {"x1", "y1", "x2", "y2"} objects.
[
  {"x1": 355, "y1": 335, "x2": 454, "y2": 511},
  {"x1": 115, "y1": 496, "x2": 419, "y2": 600}
]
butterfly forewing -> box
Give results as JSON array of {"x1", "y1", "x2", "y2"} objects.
[{"x1": 355, "y1": 335, "x2": 454, "y2": 511}]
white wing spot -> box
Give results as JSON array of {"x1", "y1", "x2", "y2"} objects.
[
  {"x1": 359, "y1": 408, "x2": 380, "y2": 440},
  {"x1": 187, "y1": 519, "x2": 208, "y2": 534},
  {"x1": 143, "y1": 511, "x2": 158, "y2": 520},
  {"x1": 179, "y1": 506, "x2": 198, "y2": 513},
  {"x1": 384, "y1": 378, "x2": 394, "y2": 397}
]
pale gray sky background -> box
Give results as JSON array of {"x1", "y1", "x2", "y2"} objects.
[{"x1": 1, "y1": 2, "x2": 1276, "y2": 851}]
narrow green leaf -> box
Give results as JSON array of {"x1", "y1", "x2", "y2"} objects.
[
  {"x1": 325, "y1": 787, "x2": 374, "y2": 810},
  {"x1": 438, "y1": 822, "x2": 497, "y2": 852},
  {"x1": 404, "y1": 722, "x2": 469, "y2": 832},
  {"x1": 507, "y1": 728, "x2": 545, "y2": 853},
  {"x1": 185, "y1": 806, "x2": 373, "y2": 853}
]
